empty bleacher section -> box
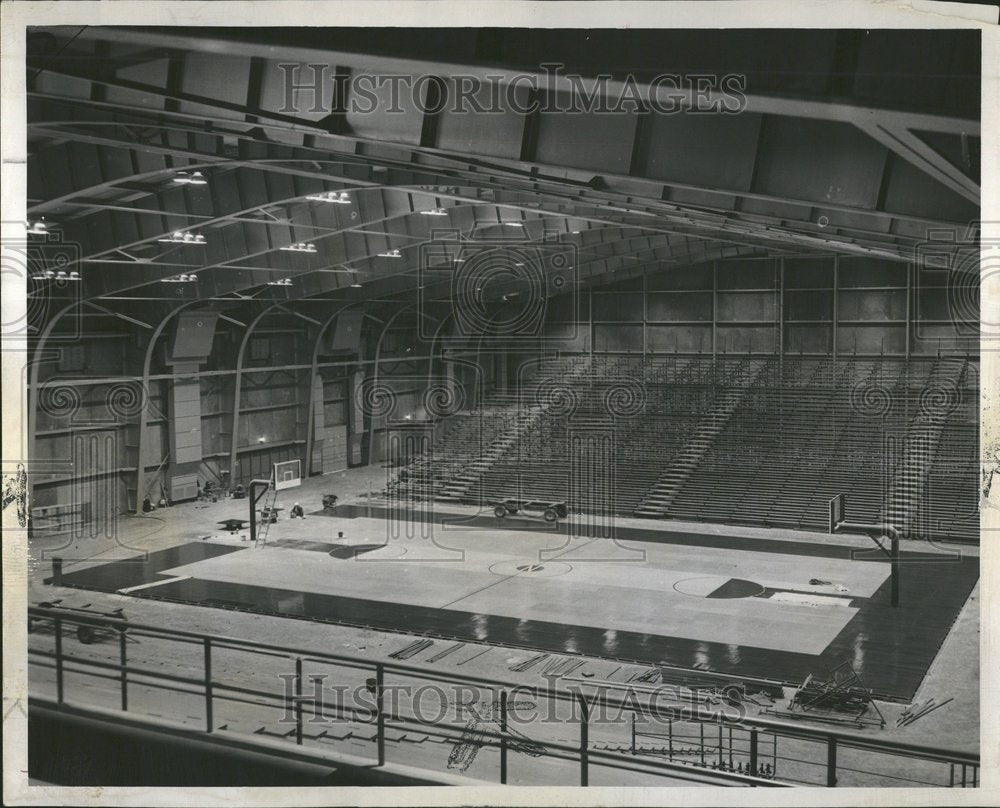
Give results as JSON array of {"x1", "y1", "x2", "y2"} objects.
[
  {"x1": 646, "y1": 356, "x2": 978, "y2": 543},
  {"x1": 385, "y1": 357, "x2": 588, "y2": 502},
  {"x1": 383, "y1": 355, "x2": 979, "y2": 543},
  {"x1": 461, "y1": 356, "x2": 769, "y2": 516},
  {"x1": 916, "y1": 365, "x2": 980, "y2": 545}
]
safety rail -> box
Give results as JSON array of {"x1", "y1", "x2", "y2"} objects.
[{"x1": 27, "y1": 605, "x2": 978, "y2": 788}]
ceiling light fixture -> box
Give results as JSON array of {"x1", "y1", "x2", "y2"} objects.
[
  {"x1": 27, "y1": 219, "x2": 49, "y2": 235},
  {"x1": 32, "y1": 269, "x2": 80, "y2": 281},
  {"x1": 173, "y1": 170, "x2": 207, "y2": 186},
  {"x1": 267, "y1": 277, "x2": 293, "y2": 286},
  {"x1": 306, "y1": 191, "x2": 352, "y2": 204},
  {"x1": 162, "y1": 274, "x2": 198, "y2": 283},
  {"x1": 420, "y1": 207, "x2": 448, "y2": 216},
  {"x1": 378, "y1": 248, "x2": 402, "y2": 258},
  {"x1": 157, "y1": 231, "x2": 206, "y2": 245},
  {"x1": 280, "y1": 242, "x2": 317, "y2": 253},
  {"x1": 503, "y1": 221, "x2": 524, "y2": 228}
]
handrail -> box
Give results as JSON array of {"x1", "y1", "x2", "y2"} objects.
[
  {"x1": 27, "y1": 605, "x2": 979, "y2": 769},
  {"x1": 28, "y1": 695, "x2": 784, "y2": 788}
]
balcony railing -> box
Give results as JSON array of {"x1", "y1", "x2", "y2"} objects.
[{"x1": 27, "y1": 604, "x2": 978, "y2": 788}]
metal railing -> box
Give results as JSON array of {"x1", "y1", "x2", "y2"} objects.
[{"x1": 27, "y1": 605, "x2": 978, "y2": 788}]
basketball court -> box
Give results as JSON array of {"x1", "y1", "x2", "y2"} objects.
[{"x1": 46, "y1": 467, "x2": 977, "y2": 703}]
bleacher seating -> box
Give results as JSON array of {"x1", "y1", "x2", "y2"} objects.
[
  {"x1": 662, "y1": 356, "x2": 977, "y2": 542},
  {"x1": 385, "y1": 356, "x2": 586, "y2": 502},
  {"x1": 382, "y1": 354, "x2": 980, "y2": 544}
]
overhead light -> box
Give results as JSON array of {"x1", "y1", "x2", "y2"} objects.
[
  {"x1": 267, "y1": 277, "x2": 293, "y2": 286},
  {"x1": 571, "y1": 230, "x2": 581, "y2": 234},
  {"x1": 452, "y1": 257, "x2": 465, "y2": 263},
  {"x1": 173, "y1": 170, "x2": 207, "y2": 185},
  {"x1": 158, "y1": 231, "x2": 206, "y2": 245},
  {"x1": 27, "y1": 219, "x2": 48, "y2": 235},
  {"x1": 350, "y1": 282, "x2": 363, "y2": 288},
  {"x1": 306, "y1": 191, "x2": 351, "y2": 204},
  {"x1": 378, "y1": 248, "x2": 402, "y2": 258},
  {"x1": 162, "y1": 274, "x2": 198, "y2": 283},
  {"x1": 420, "y1": 208, "x2": 448, "y2": 216},
  {"x1": 32, "y1": 269, "x2": 80, "y2": 281},
  {"x1": 280, "y1": 242, "x2": 317, "y2": 253},
  {"x1": 504, "y1": 221, "x2": 524, "y2": 228}
]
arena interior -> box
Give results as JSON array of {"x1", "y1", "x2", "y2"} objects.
[{"x1": 20, "y1": 26, "x2": 983, "y2": 789}]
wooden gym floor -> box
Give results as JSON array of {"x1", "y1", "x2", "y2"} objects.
[{"x1": 41, "y1": 491, "x2": 979, "y2": 702}]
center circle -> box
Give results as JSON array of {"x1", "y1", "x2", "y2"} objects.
[
  {"x1": 673, "y1": 576, "x2": 765, "y2": 599},
  {"x1": 489, "y1": 560, "x2": 572, "y2": 578}
]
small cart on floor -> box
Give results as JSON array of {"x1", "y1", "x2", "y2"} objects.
[
  {"x1": 29, "y1": 600, "x2": 129, "y2": 644},
  {"x1": 492, "y1": 499, "x2": 568, "y2": 524}
]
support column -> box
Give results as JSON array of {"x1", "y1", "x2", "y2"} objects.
[
  {"x1": 588, "y1": 287, "x2": 595, "y2": 360},
  {"x1": 367, "y1": 306, "x2": 414, "y2": 466},
  {"x1": 905, "y1": 262, "x2": 913, "y2": 360},
  {"x1": 307, "y1": 373, "x2": 325, "y2": 475},
  {"x1": 641, "y1": 273, "x2": 648, "y2": 359},
  {"x1": 712, "y1": 261, "x2": 718, "y2": 360},
  {"x1": 136, "y1": 306, "x2": 191, "y2": 509},
  {"x1": 347, "y1": 368, "x2": 365, "y2": 467},
  {"x1": 304, "y1": 303, "x2": 363, "y2": 475},
  {"x1": 166, "y1": 363, "x2": 204, "y2": 503},
  {"x1": 832, "y1": 256, "x2": 840, "y2": 362},
  {"x1": 778, "y1": 258, "x2": 785, "y2": 361}
]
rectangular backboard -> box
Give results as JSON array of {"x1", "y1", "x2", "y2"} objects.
[{"x1": 273, "y1": 459, "x2": 302, "y2": 491}]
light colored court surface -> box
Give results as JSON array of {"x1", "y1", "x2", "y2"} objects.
[
  {"x1": 26, "y1": 466, "x2": 980, "y2": 783},
  {"x1": 166, "y1": 522, "x2": 888, "y2": 655}
]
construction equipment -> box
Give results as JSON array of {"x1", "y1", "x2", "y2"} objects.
[
  {"x1": 766, "y1": 661, "x2": 886, "y2": 728},
  {"x1": 248, "y1": 478, "x2": 279, "y2": 547},
  {"x1": 492, "y1": 499, "x2": 568, "y2": 524},
  {"x1": 658, "y1": 664, "x2": 784, "y2": 701}
]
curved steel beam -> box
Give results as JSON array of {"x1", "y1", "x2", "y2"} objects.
[
  {"x1": 135, "y1": 304, "x2": 192, "y2": 509},
  {"x1": 301, "y1": 301, "x2": 372, "y2": 477},
  {"x1": 366, "y1": 305, "x2": 419, "y2": 467}
]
